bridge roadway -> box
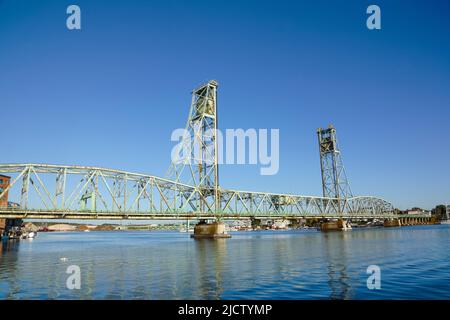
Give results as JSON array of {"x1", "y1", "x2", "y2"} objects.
[{"x1": 0, "y1": 163, "x2": 426, "y2": 221}]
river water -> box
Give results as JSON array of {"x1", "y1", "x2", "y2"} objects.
[{"x1": 1, "y1": 225, "x2": 449, "y2": 299}]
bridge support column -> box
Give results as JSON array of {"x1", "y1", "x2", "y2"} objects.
[
  {"x1": 320, "y1": 219, "x2": 352, "y2": 232},
  {"x1": 191, "y1": 220, "x2": 231, "y2": 239},
  {"x1": 384, "y1": 219, "x2": 401, "y2": 227}
]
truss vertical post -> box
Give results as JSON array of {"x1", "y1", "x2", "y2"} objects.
[
  {"x1": 20, "y1": 167, "x2": 30, "y2": 209},
  {"x1": 56, "y1": 168, "x2": 67, "y2": 208}
]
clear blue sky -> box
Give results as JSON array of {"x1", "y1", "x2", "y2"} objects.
[{"x1": 1, "y1": 0, "x2": 449, "y2": 210}]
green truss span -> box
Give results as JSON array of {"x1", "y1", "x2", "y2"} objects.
[{"x1": 0, "y1": 163, "x2": 404, "y2": 220}]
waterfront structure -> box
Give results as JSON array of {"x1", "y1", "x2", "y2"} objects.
[
  {"x1": 0, "y1": 174, "x2": 10, "y2": 207},
  {"x1": 0, "y1": 175, "x2": 12, "y2": 236},
  {"x1": 403, "y1": 209, "x2": 431, "y2": 216},
  {"x1": 0, "y1": 81, "x2": 429, "y2": 223}
]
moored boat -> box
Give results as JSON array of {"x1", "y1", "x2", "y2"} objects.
[{"x1": 27, "y1": 231, "x2": 37, "y2": 239}]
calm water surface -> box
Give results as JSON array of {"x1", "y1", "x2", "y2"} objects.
[{"x1": 1, "y1": 225, "x2": 450, "y2": 299}]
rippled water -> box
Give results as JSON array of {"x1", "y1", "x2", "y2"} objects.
[{"x1": 1, "y1": 225, "x2": 450, "y2": 299}]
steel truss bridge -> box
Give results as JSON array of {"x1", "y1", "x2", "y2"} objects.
[
  {"x1": 0, "y1": 164, "x2": 395, "y2": 220},
  {"x1": 0, "y1": 80, "x2": 413, "y2": 221}
]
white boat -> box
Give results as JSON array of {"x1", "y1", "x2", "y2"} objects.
[
  {"x1": 179, "y1": 228, "x2": 194, "y2": 233},
  {"x1": 21, "y1": 231, "x2": 37, "y2": 239},
  {"x1": 27, "y1": 231, "x2": 37, "y2": 239}
]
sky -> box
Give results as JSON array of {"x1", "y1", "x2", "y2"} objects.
[{"x1": 0, "y1": 0, "x2": 449, "y2": 210}]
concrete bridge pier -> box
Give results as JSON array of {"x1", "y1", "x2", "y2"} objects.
[
  {"x1": 384, "y1": 219, "x2": 401, "y2": 227},
  {"x1": 191, "y1": 219, "x2": 231, "y2": 239},
  {"x1": 320, "y1": 219, "x2": 352, "y2": 231}
]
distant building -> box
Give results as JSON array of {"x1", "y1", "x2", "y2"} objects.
[
  {"x1": 47, "y1": 224, "x2": 77, "y2": 232},
  {"x1": 0, "y1": 176, "x2": 22, "y2": 237},
  {"x1": 0, "y1": 218, "x2": 22, "y2": 237},
  {"x1": 404, "y1": 208, "x2": 431, "y2": 216},
  {"x1": 7, "y1": 202, "x2": 19, "y2": 208},
  {"x1": 0, "y1": 174, "x2": 11, "y2": 208}
]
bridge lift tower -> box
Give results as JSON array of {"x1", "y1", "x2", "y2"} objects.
[
  {"x1": 167, "y1": 80, "x2": 229, "y2": 237},
  {"x1": 167, "y1": 80, "x2": 220, "y2": 215},
  {"x1": 317, "y1": 125, "x2": 353, "y2": 213}
]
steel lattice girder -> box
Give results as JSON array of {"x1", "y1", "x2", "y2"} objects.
[{"x1": 0, "y1": 163, "x2": 403, "y2": 220}]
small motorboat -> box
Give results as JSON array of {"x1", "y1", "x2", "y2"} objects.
[
  {"x1": 21, "y1": 231, "x2": 37, "y2": 239},
  {"x1": 27, "y1": 231, "x2": 37, "y2": 239}
]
